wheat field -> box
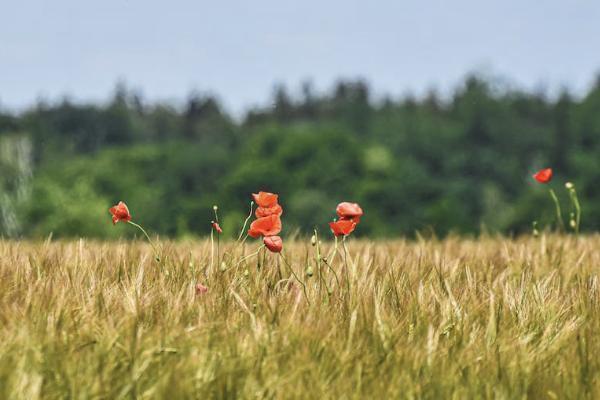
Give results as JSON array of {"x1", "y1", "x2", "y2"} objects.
[{"x1": 0, "y1": 235, "x2": 599, "y2": 399}]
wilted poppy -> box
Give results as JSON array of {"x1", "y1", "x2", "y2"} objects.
[
  {"x1": 109, "y1": 201, "x2": 132, "y2": 225},
  {"x1": 256, "y1": 204, "x2": 283, "y2": 218},
  {"x1": 533, "y1": 168, "x2": 553, "y2": 184},
  {"x1": 195, "y1": 283, "x2": 208, "y2": 295},
  {"x1": 252, "y1": 191, "x2": 279, "y2": 208},
  {"x1": 336, "y1": 202, "x2": 363, "y2": 223},
  {"x1": 263, "y1": 235, "x2": 283, "y2": 253},
  {"x1": 211, "y1": 221, "x2": 223, "y2": 233},
  {"x1": 329, "y1": 219, "x2": 357, "y2": 237},
  {"x1": 248, "y1": 215, "x2": 282, "y2": 238}
]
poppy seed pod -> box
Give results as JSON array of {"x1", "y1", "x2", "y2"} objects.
[{"x1": 306, "y1": 266, "x2": 314, "y2": 277}]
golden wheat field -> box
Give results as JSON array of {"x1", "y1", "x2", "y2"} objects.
[{"x1": 0, "y1": 235, "x2": 599, "y2": 399}]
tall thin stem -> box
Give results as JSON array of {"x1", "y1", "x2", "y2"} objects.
[
  {"x1": 127, "y1": 221, "x2": 161, "y2": 262},
  {"x1": 237, "y1": 201, "x2": 254, "y2": 242},
  {"x1": 231, "y1": 245, "x2": 265, "y2": 270},
  {"x1": 210, "y1": 229, "x2": 215, "y2": 271},
  {"x1": 280, "y1": 252, "x2": 310, "y2": 305},
  {"x1": 548, "y1": 188, "x2": 564, "y2": 232},
  {"x1": 342, "y1": 237, "x2": 351, "y2": 296},
  {"x1": 568, "y1": 187, "x2": 582, "y2": 234}
]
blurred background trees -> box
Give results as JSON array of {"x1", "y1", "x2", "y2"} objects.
[{"x1": 1, "y1": 74, "x2": 599, "y2": 238}]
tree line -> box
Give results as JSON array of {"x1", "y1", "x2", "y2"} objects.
[{"x1": 1, "y1": 75, "x2": 599, "y2": 238}]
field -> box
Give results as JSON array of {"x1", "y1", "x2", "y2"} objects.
[{"x1": 1, "y1": 235, "x2": 599, "y2": 399}]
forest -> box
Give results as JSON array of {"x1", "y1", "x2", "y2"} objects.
[{"x1": 1, "y1": 74, "x2": 599, "y2": 238}]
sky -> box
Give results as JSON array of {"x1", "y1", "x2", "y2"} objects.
[{"x1": 1, "y1": 0, "x2": 600, "y2": 114}]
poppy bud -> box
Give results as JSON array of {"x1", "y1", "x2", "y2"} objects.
[
  {"x1": 220, "y1": 262, "x2": 227, "y2": 271},
  {"x1": 306, "y1": 266, "x2": 314, "y2": 277},
  {"x1": 195, "y1": 283, "x2": 208, "y2": 295},
  {"x1": 565, "y1": 182, "x2": 574, "y2": 190},
  {"x1": 311, "y1": 235, "x2": 317, "y2": 246},
  {"x1": 213, "y1": 205, "x2": 218, "y2": 211},
  {"x1": 532, "y1": 221, "x2": 539, "y2": 238},
  {"x1": 211, "y1": 221, "x2": 223, "y2": 234}
]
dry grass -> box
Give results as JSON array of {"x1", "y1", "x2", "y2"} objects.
[{"x1": 0, "y1": 235, "x2": 599, "y2": 399}]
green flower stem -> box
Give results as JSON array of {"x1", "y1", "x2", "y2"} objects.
[
  {"x1": 127, "y1": 221, "x2": 161, "y2": 262},
  {"x1": 548, "y1": 188, "x2": 565, "y2": 232},
  {"x1": 237, "y1": 202, "x2": 254, "y2": 242},
  {"x1": 280, "y1": 252, "x2": 310, "y2": 305},
  {"x1": 232, "y1": 245, "x2": 265, "y2": 270},
  {"x1": 568, "y1": 188, "x2": 582, "y2": 234},
  {"x1": 342, "y1": 237, "x2": 351, "y2": 296}
]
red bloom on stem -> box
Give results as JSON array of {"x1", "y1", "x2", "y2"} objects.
[
  {"x1": 248, "y1": 215, "x2": 282, "y2": 238},
  {"x1": 255, "y1": 203, "x2": 283, "y2": 218},
  {"x1": 109, "y1": 201, "x2": 131, "y2": 225},
  {"x1": 263, "y1": 235, "x2": 283, "y2": 253},
  {"x1": 533, "y1": 168, "x2": 553, "y2": 184},
  {"x1": 329, "y1": 219, "x2": 357, "y2": 237},
  {"x1": 252, "y1": 191, "x2": 279, "y2": 208},
  {"x1": 211, "y1": 221, "x2": 222, "y2": 234},
  {"x1": 336, "y1": 202, "x2": 363, "y2": 223}
]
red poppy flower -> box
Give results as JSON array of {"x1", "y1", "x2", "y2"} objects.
[
  {"x1": 211, "y1": 221, "x2": 223, "y2": 233},
  {"x1": 256, "y1": 203, "x2": 283, "y2": 218},
  {"x1": 252, "y1": 191, "x2": 279, "y2": 208},
  {"x1": 263, "y1": 235, "x2": 283, "y2": 253},
  {"x1": 533, "y1": 168, "x2": 553, "y2": 184},
  {"x1": 329, "y1": 219, "x2": 357, "y2": 237},
  {"x1": 336, "y1": 202, "x2": 363, "y2": 223},
  {"x1": 195, "y1": 283, "x2": 208, "y2": 295},
  {"x1": 109, "y1": 201, "x2": 132, "y2": 225},
  {"x1": 248, "y1": 215, "x2": 282, "y2": 238}
]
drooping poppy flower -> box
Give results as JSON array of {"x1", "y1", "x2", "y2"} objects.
[
  {"x1": 329, "y1": 219, "x2": 357, "y2": 237},
  {"x1": 263, "y1": 235, "x2": 283, "y2": 253},
  {"x1": 248, "y1": 215, "x2": 282, "y2": 238},
  {"x1": 336, "y1": 202, "x2": 363, "y2": 223},
  {"x1": 211, "y1": 221, "x2": 223, "y2": 234},
  {"x1": 252, "y1": 191, "x2": 279, "y2": 208},
  {"x1": 256, "y1": 203, "x2": 283, "y2": 218},
  {"x1": 109, "y1": 201, "x2": 132, "y2": 225},
  {"x1": 533, "y1": 168, "x2": 553, "y2": 184},
  {"x1": 195, "y1": 283, "x2": 208, "y2": 295}
]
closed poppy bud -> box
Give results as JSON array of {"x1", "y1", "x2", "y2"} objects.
[
  {"x1": 311, "y1": 235, "x2": 317, "y2": 246},
  {"x1": 195, "y1": 283, "x2": 208, "y2": 295},
  {"x1": 336, "y1": 202, "x2": 363, "y2": 223},
  {"x1": 306, "y1": 265, "x2": 314, "y2": 277},
  {"x1": 109, "y1": 201, "x2": 132, "y2": 225},
  {"x1": 252, "y1": 191, "x2": 279, "y2": 208},
  {"x1": 248, "y1": 215, "x2": 282, "y2": 238},
  {"x1": 533, "y1": 168, "x2": 552, "y2": 184},
  {"x1": 211, "y1": 221, "x2": 222, "y2": 234},
  {"x1": 263, "y1": 235, "x2": 283, "y2": 253},
  {"x1": 565, "y1": 182, "x2": 574, "y2": 190},
  {"x1": 329, "y1": 219, "x2": 357, "y2": 237}
]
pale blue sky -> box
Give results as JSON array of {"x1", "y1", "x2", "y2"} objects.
[{"x1": 1, "y1": 1, "x2": 599, "y2": 113}]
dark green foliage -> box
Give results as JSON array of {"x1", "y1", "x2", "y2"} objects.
[{"x1": 2, "y1": 75, "x2": 599, "y2": 238}]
